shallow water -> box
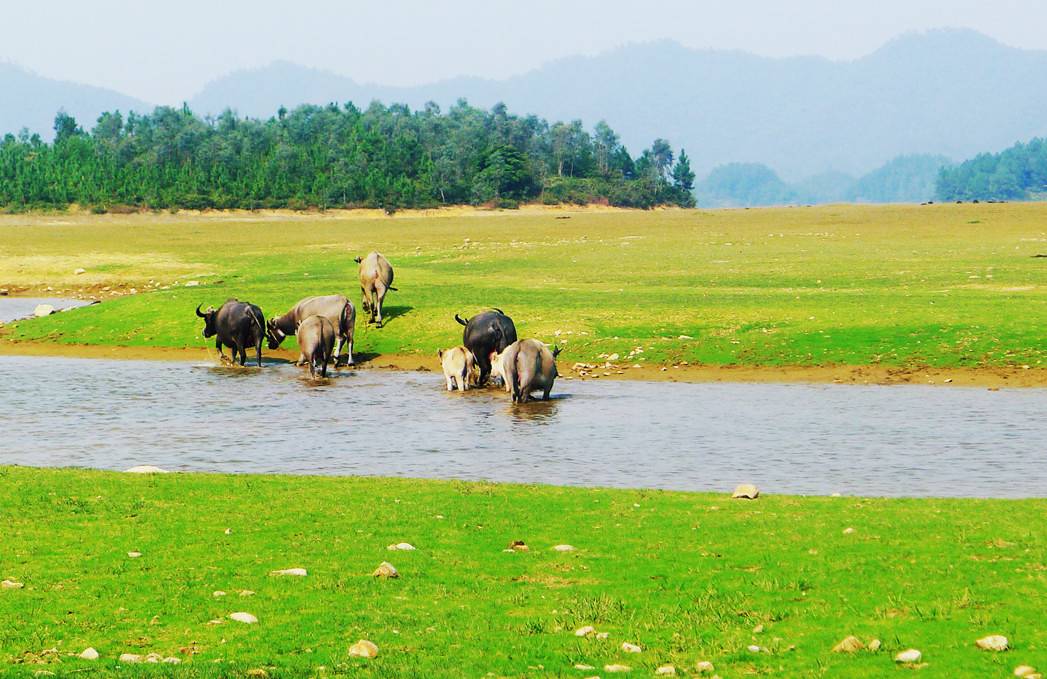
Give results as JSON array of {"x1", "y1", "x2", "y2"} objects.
[
  {"x1": 1, "y1": 355, "x2": 1045, "y2": 497},
  {"x1": 0, "y1": 297, "x2": 94, "y2": 323}
]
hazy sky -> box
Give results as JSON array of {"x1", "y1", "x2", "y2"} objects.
[{"x1": 5, "y1": 0, "x2": 1047, "y2": 103}]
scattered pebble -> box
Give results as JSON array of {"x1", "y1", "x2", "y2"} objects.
[
  {"x1": 229, "y1": 612, "x2": 258, "y2": 624},
  {"x1": 78, "y1": 647, "x2": 99, "y2": 660},
  {"x1": 74, "y1": 268, "x2": 86, "y2": 275},
  {"x1": 696, "y1": 660, "x2": 715, "y2": 673},
  {"x1": 753, "y1": 623, "x2": 764, "y2": 633},
  {"x1": 349, "y1": 639, "x2": 379, "y2": 658},
  {"x1": 239, "y1": 590, "x2": 255, "y2": 597},
  {"x1": 621, "y1": 642, "x2": 642, "y2": 653},
  {"x1": 507, "y1": 540, "x2": 529, "y2": 552},
  {"x1": 604, "y1": 664, "x2": 631, "y2": 673},
  {"x1": 747, "y1": 645, "x2": 763, "y2": 653},
  {"x1": 185, "y1": 281, "x2": 200, "y2": 287},
  {"x1": 552, "y1": 544, "x2": 576, "y2": 552},
  {"x1": 163, "y1": 657, "x2": 181, "y2": 664},
  {"x1": 655, "y1": 665, "x2": 676, "y2": 675},
  {"x1": 224, "y1": 528, "x2": 233, "y2": 535},
  {"x1": 895, "y1": 649, "x2": 922, "y2": 663},
  {"x1": 976, "y1": 635, "x2": 1009, "y2": 652},
  {"x1": 595, "y1": 632, "x2": 609, "y2": 640},
  {"x1": 124, "y1": 465, "x2": 168, "y2": 474},
  {"x1": 1, "y1": 579, "x2": 24, "y2": 590},
  {"x1": 373, "y1": 562, "x2": 399, "y2": 578},
  {"x1": 843, "y1": 527, "x2": 856, "y2": 535},
  {"x1": 127, "y1": 551, "x2": 142, "y2": 558},
  {"x1": 270, "y1": 568, "x2": 308, "y2": 577},
  {"x1": 574, "y1": 664, "x2": 595, "y2": 670},
  {"x1": 832, "y1": 636, "x2": 864, "y2": 653},
  {"x1": 1015, "y1": 666, "x2": 1038, "y2": 677},
  {"x1": 867, "y1": 639, "x2": 882, "y2": 652},
  {"x1": 119, "y1": 653, "x2": 142, "y2": 664},
  {"x1": 213, "y1": 591, "x2": 226, "y2": 597},
  {"x1": 732, "y1": 484, "x2": 760, "y2": 499},
  {"x1": 574, "y1": 625, "x2": 596, "y2": 637},
  {"x1": 387, "y1": 543, "x2": 416, "y2": 551}
]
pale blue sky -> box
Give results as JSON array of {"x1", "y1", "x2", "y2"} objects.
[{"x1": 5, "y1": 0, "x2": 1047, "y2": 103}]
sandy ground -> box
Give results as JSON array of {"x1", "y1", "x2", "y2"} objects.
[{"x1": 0, "y1": 340, "x2": 1042, "y2": 388}]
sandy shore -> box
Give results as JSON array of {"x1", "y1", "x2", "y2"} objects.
[{"x1": 1, "y1": 339, "x2": 1043, "y2": 388}]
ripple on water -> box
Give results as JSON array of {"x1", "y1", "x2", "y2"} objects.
[{"x1": 0, "y1": 355, "x2": 1046, "y2": 497}]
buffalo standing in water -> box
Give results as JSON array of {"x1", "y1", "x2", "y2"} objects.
[
  {"x1": 196, "y1": 299, "x2": 266, "y2": 367},
  {"x1": 354, "y1": 251, "x2": 396, "y2": 326},
  {"x1": 454, "y1": 308, "x2": 517, "y2": 386},
  {"x1": 297, "y1": 315, "x2": 335, "y2": 379},
  {"x1": 492, "y1": 339, "x2": 562, "y2": 403},
  {"x1": 267, "y1": 294, "x2": 356, "y2": 366}
]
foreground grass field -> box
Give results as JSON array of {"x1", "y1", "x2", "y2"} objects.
[
  {"x1": 1, "y1": 203, "x2": 1046, "y2": 371},
  {"x1": 1, "y1": 467, "x2": 1044, "y2": 677}
]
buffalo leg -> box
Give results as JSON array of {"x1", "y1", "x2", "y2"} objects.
[
  {"x1": 446, "y1": 375, "x2": 455, "y2": 391},
  {"x1": 374, "y1": 280, "x2": 387, "y2": 327},
  {"x1": 216, "y1": 339, "x2": 229, "y2": 363},
  {"x1": 360, "y1": 287, "x2": 371, "y2": 314},
  {"x1": 255, "y1": 339, "x2": 263, "y2": 367}
]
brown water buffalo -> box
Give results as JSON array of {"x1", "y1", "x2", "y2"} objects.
[
  {"x1": 195, "y1": 299, "x2": 265, "y2": 367},
  {"x1": 492, "y1": 339, "x2": 561, "y2": 403},
  {"x1": 439, "y1": 346, "x2": 476, "y2": 392},
  {"x1": 297, "y1": 315, "x2": 335, "y2": 379},
  {"x1": 266, "y1": 294, "x2": 356, "y2": 366},
  {"x1": 455, "y1": 308, "x2": 517, "y2": 386},
  {"x1": 354, "y1": 251, "x2": 396, "y2": 326}
]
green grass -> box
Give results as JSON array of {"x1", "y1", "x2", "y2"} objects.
[
  {"x1": 2, "y1": 203, "x2": 1046, "y2": 368},
  {"x1": 0, "y1": 467, "x2": 1043, "y2": 676}
]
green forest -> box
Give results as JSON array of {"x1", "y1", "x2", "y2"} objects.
[
  {"x1": 936, "y1": 137, "x2": 1047, "y2": 201},
  {"x1": 0, "y1": 101, "x2": 696, "y2": 212}
]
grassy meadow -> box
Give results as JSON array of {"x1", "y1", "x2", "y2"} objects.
[
  {"x1": 1, "y1": 203, "x2": 1045, "y2": 370},
  {"x1": 1, "y1": 466, "x2": 1044, "y2": 677}
]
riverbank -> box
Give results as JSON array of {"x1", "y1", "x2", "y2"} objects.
[
  {"x1": 1, "y1": 466, "x2": 1043, "y2": 677},
  {"x1": 2, "y1": 204, "x2": 1046, "y2": 379},
  {"x1": 2, "y1": 338, "x2": 1046, "y2": 387}
]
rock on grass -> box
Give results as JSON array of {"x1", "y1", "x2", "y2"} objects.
[
  {"x1": 832, "y1": 636, "x2": 864, "y2": 653},
  {"x1": 387, "y1": 543, "x2": 416, "y2": 551},
  {"x1": 732, "y1": 484, "x2": 759, "y2": 499},
  {"x1": 574, "y1": 625, "x2": 596, "y2": 637},
  {"x1": 1, "y1": 579, "x2": 24, "y2": 589},
  {"x1": 655, "y1": 665, "x2": 676, "y2": 675},
  {"x1": 1014, "y1": 666, "x2": 1037, "y2": 677},
  {"x1": 78, "y1": 648, "x2": 99, "y2": 660},
  {"x1": 696, "y1": 661, "x2": 715, "y2": 674},
  {"x1": 976, "y1": 635, "x2": 1009, "y2": 651},
  {"x1": 124, "y1": 465, "x2": 168, "y2": 473},
  {"x1": 269, "y1": 568, "x2": 308, "y2": 577},
  {"x1": 604, "y1": 664, "x2": 631, "y2": 673},
  {"x1": 621, "y1": 642, "x2": 642, "y2": 653},
  {"x1": 895, "y1": 649, "x2": 922, "y2": 663},
  {"x1": 552, "y1": 544, "x2": 576, "y2": 552},
  {"x1": 119, "y1": 653, "x2": 142, "y2": 663},
  {"x1": 349, "y1": 640, "x2": 379, "y2": 658},
  {"x1": 229, "y1": 612, "x2": 258, "y2": 624},
  {"x1": 373, "y1": 562, "x2": 399, "y2": 578}
]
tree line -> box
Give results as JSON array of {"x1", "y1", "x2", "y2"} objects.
[
  {"x1": 936, "y1": 138, "x2": 1047, "y2": 201},
  {"x1": 0, "y1": 100, "x2": 696, "y2": 212}
]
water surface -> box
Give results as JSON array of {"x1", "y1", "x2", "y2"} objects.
[
  {"x1": 1, "y1": 355, "x2": 1044, "y2": 497},
  {"x1": 0, "y1": 297, "x2": 94, "y2": 323}
]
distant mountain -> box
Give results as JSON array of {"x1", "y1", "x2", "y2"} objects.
[
  {"x1": 188, "y1": 29, "x2": 1047, "y2": 180},
  {"x1": 0, "y1": 63, "x2": 149, "y2": 139},
  {"x1": 698, "y1": 154, "x2": 950, "y2": 207}
]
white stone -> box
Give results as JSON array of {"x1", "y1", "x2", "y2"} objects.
[
  {"x1": 1, "y1": 579, "x2": 24, "y2": 589},
  {"x1": 127, "y1": 551, "x2": 142, "y2": 558},
  {"x1": 239, "y1": 590, "x2": 255, "y2": 597},
  {"x1": 184, "y1": 281, "x2": 200, "y2": 287},
  {"x1": 119, "y1": 653, "x2": 142, "y2": 663},
  {"x1": 386, "y1": 543, "x2": 416, "y2": 551},
  {"x1": 832, "y1": 636, "x2": 864, "y2": 653},
  {"x1": 1015, "y1": 666, "x2": 1037, "y2": 677},
  {"x1": 78, "y1": 647, "x2": 99, "y2": 660},
  {"x1": 976, "y1": 635, "x2": 1009, "y2": 651},
  {"x1": 843, "y1": 527, "x2": 856, "y2": 535},
  {"x1": 74, "y1": 268, "x2": 86, "y2": 275},
  {"x1": 596, "y1": 632, "x2": 610, "y2": 640},
  {"x1": 604, "y1": 664, "x2": 631, "y2": 673},
  {"x1": 696, "y1": 661, "x2": 715, "y2": 674},
  {"x1": 867, "y1": 639, "x2": 882, "y2": 652},
  {"x1": 895, "y1": 649, "x2": 922, "y2": 663},
  {"x1": 621, "y1": 642, "x2": 642, "y2": 653},
  {"x1": 552, "y1": 544, "x2": 576, "y2": 552},
  {"x1": 33, "y1": 304, "x2": 55, "y2": 317},
  {"x1": 270, "y1": 568, "x2": 307, "y2": 577},
  {"x1": 574, "y1": 625, "x2": 596, "y2": 637},
  {"x1": 574, "y1": 664, "x2": 595, "y2": 670},
  {"x1": 656, "y1": 664, "x2": 676, "y2": 675},
  {"x1": 212, "y1": 591, "x2": 226, "y2": 597},
  {"x1": 229, "y1": 612, "x2": 258, "y2": 624},
  {"x1": 747, "y1": 645, "x2": 763, "y2": 653},
  {"x1": 163, "y1": 657, "x2": 181, "y2": 664},
  {"x1": 124, "y1": 465, "x2": 168, "y2": 474},
  {"x1": 732, "y1": 484, "x2": 760, "y2": 499},
  {"x1": 349, "y1": 639, "x2": 378, "y2": 658}
]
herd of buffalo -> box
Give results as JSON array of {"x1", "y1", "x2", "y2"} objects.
[{"x1": 194, "y1": 251, "x2": 561, "y2": 402}]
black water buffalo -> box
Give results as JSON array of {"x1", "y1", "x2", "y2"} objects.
[
  {"x1": 454, "y1": 308, "x2": 517, "y2": 386},
  {"x1": 267, "y1": 294, "x2": 356, "y2": 366},
  {"x1": 354, "y1": 252, "x2": 396, "y2": 326},
  {"x1": 297, "y1": 315, "x2": 335, "y2": 379},
  {"x1": 196, "y1": 299, "x2": 265, "y2": 367}
]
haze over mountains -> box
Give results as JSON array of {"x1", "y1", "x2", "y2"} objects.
[{"x1": 4, "y1": 29, "x2": 1047, "y2": 201}]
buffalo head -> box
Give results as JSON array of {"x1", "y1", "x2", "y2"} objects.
[
  {"x1": 266, "y1": 318, "x2": 287, "y2": 350},
  {"x1": 195, "y1": 304, "x2": 217, "y2": 338}
]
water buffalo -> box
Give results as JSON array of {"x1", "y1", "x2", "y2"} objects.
[
  {"x1": 267, "y1": 294, "x2": 356, "y2": 366},
  {"x1": 454, "y1": 308, "x2": 517, "y2": 386},
  {"x1": 492, "y1": 339, "x2": 562, "y2": 403},
  {"x1": 297, "y1": 315, "x2": 335, "y2": 379},
  {"x1": 354, "y1": 251, "x2": 396, "y2": 326},
  {"x1": 195, "y1": 299, "x2": 265, "y2": 367},
  {"x1": 438, "y1": 346, "x2": 475, "y2": 392}
]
